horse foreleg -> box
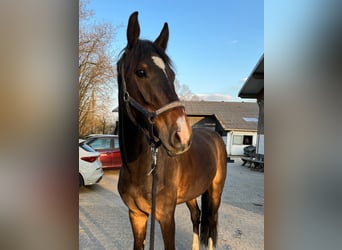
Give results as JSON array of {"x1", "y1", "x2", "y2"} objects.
[
  {"x1": 158, "y1": 210, "x2": 176, "y2": 250},
  {"x1": 186, "y1": 199, "x2": 201, "y2": 250},
  {"x1": 129, "y1": 210, "x2": 148, "y2": 250}
]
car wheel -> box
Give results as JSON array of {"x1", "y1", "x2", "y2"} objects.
[{"x1": 79, "y1": 174, "x2": 84, "y2": 187}]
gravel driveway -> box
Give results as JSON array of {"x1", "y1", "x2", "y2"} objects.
[{"x1": 79, "y1": 157, "x2": 264, "y2": 249}]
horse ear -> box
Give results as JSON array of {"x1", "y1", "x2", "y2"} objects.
[
  {"x1": 127, "y1": 11, "x2": 140, "y2": 49},
  {"x1": 154, "y1": 22, "x2": 169, "y2": 50}
]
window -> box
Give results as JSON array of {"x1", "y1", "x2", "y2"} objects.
[
  {"x1": 243, "y1": 135, "x2": 252, "y2": 145},
  {"x1": 233, "y1": 135, "x2": 253, "y2": 145},
  {"x1": 114, "y1": 138, "x2": 120, "y2": 149},
  {"x1": 79, "y1": 142, "x2": 96, "y2": 153},
  {"x1": 233, "y1": 135, "x2": 243, "y2": 145},
  {"x1": 243, "y1": 117, "x2": 258, "y2": 122},
  {"x1": 89, "y1": 138, "x2": 112, "y2": 150}
]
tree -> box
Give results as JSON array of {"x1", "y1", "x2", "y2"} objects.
[
  {"x1": 174, "y1": 79, "x2": 201, "y2": 101},
  {"x1": 79, "y1": 0, "x2": 116, "y2": 137}
]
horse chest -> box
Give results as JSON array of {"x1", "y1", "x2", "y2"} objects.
[
  {"x1": 120, "y1": 165, "x2": 179, "y2": 211},
  {"x1": 118, "y1": 171, "x2": 151, "y2": 207}
]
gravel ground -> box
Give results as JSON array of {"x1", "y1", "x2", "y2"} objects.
[{"x1": 79, "y1": 157, "x2": 264, "y2": 249}]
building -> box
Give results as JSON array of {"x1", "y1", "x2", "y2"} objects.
[
  {"x1": 113, "y1": 101, "x2": 259, "y2": 157},
  {"x1": 238, "y1": 54, "x2": 264, "y2": 160},
  {"x1": 183, "y1": 101, "x2": 259, "y2": 156}
]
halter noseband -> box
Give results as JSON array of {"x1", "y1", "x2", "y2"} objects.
[{"x1": 120, "y1": 62, "x2": 185, "y2": 145}]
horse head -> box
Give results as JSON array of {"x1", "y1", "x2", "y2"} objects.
[{"x1": 118, "y1": 12, "x2": 192, "y2": 156}]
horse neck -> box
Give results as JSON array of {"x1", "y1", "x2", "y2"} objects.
[
  {"x1": 119, "y1": 103, "x2": 151, "y2": 167},
  {"x1": 118, "y1": 71, "x2": 152, "y2": 173}
]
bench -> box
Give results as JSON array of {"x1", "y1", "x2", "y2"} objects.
[{"x1": 241, "y1": 157, "x2": 264, "y2": 171}]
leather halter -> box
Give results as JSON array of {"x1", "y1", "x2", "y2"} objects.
[{"x1": 119, "y1": 61, "x2": 184, "y2": 145}]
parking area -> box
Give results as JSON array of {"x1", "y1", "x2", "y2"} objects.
[{"x1": 79, "y1": 157, "x2": 264, "y2": 249}]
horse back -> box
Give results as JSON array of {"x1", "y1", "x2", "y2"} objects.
[{"x1": 189, "y1": 128, "x2": 227, "y2": 167}]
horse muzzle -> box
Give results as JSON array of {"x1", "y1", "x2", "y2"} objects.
[
  {"x1": 162, "y1": 115, "x2": 192, "y2": 156},
  {"x1": 166, "y1": 134, "x2": 192, "y2": 156}
]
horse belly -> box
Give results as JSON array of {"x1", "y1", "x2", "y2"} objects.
[{"x1": 176, "y1": 179, "x2": 212, "y2": 204}]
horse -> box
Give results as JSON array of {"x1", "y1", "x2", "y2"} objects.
[{"x1": 117, "y1": 11, "x2": 227, "y2": 250}]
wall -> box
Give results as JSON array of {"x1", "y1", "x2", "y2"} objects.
[
  {"x1": 257, "y1": 94, "x2": 264, "y2": 157},
  {"x1": 226, "y1": 131, "x2": 257, "y2": 156},
  {"x1": 257, "y1": 134, "x2": 264, "y2": 155},
  {"x1": 189, "y1": 116, "x2": 217, "y2": 131}
]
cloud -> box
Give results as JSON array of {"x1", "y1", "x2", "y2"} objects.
[
  {"x1": 196, "y1": 93, "x2": 234, "y2": 102},
  {"x1": 241, "y1": 77, "x2": 248, "y2": 83}
]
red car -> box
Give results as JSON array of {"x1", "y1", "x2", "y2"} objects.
[{"x1": 84, "y1": 134, "x2": 122, "y2": 169}]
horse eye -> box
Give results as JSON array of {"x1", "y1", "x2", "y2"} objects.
[{"x1": 135, "y1": 69, "x2": 147, "y2": 78}]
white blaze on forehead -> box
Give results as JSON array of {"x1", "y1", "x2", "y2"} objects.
[{"x1": 151, "y1": 56, "x2": 167, "y2": 77}]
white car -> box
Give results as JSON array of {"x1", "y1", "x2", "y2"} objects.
[{"x1": 79, "y1": 140, "x2": 104, "y2": 186}]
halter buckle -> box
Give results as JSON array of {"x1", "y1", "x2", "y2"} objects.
[
  {"x1": 147, "y1": 146, "x2": 158, "y2": 176},
  {"x1": 148, "y1": 112, "x2": 157, "y2": 124},
  {"x1": 123, "y1": 92, "x2": 130, "y2": 102},
  {"x1": 151, "y1": 146, "x2": 158, "y2": 165}
]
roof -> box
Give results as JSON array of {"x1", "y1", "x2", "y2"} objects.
[
  {"x1": 183, "y1": 101, "x2": 258, "y2": 131},
  {"x1": 84, "y1": 134, "x2": 118, "y2": 139},
  {"x1": 238, "y1": 54, "x2": 264, "y2": 98}
]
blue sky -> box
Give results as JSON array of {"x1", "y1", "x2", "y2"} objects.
[{"x1": 87, "y1": 0, "x2": 263, "y2": 102}]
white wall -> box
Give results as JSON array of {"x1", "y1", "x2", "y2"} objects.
[
  {"x1": 226, "y1": 131, "x2": 257, "y2": 156},
  {"x1": 256, "y1": 134, "x2": 264, "y2": 155}
]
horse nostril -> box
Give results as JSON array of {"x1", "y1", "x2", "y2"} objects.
[{"x1": 170, "y1": 130, "x2": 182, "y2": 149}]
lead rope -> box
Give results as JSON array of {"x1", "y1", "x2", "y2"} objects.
[{"x1": 148, "y1": 145, "x2": 158, "y2": 250}]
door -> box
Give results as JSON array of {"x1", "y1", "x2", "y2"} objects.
[{"x1": 111, "y1": 137, "x2": 122, "y2": 168}]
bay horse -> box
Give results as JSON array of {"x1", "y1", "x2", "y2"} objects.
[{"x1": 117, "y1": 12, "x2": 227, "y2": 250}]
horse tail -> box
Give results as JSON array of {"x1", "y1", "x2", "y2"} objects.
[{"x1": 200, "y1": 190, "x2": 218, "y2": 247}]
